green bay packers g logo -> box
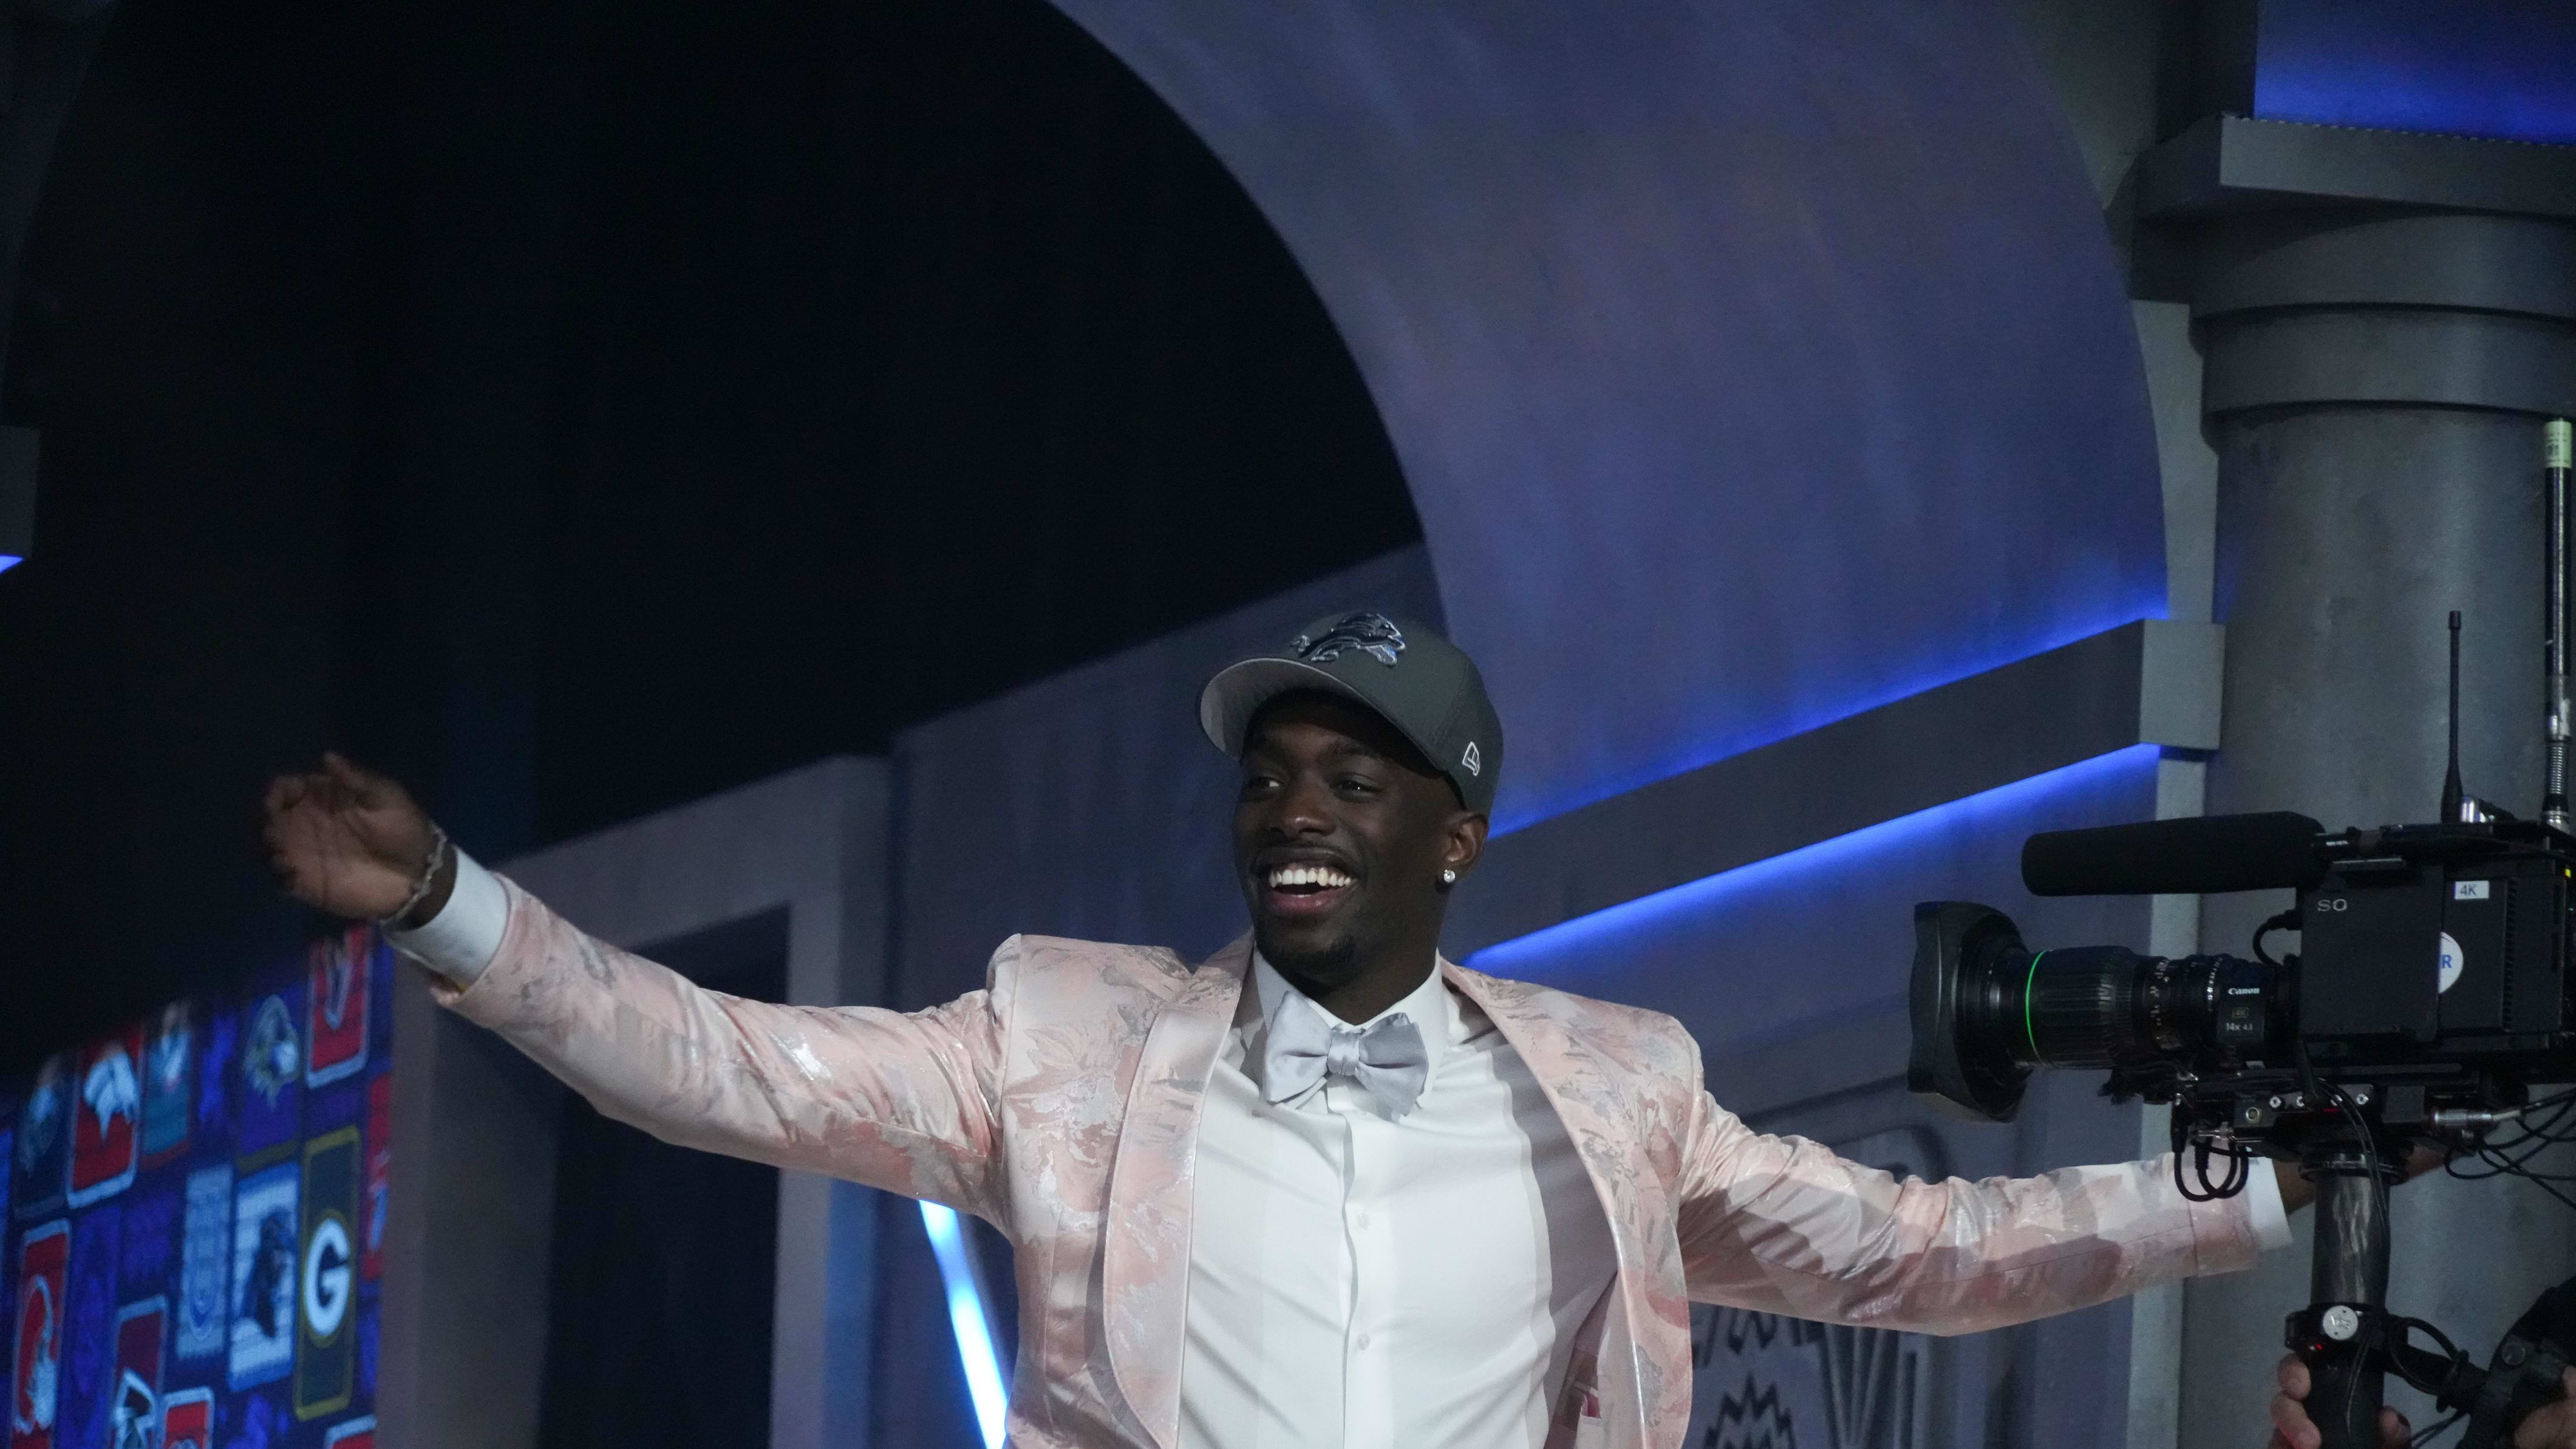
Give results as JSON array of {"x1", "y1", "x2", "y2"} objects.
[{"x1": 301, "y1": 1211, "x2": 353, "y2": 1343}]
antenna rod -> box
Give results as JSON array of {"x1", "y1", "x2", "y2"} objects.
[
  {"x1": 2548, "y1": 418, "x2": 2573, "y2": 829},
  {"x1": 2445, "y1": 611, "x2": 2466, "y2": 825}
]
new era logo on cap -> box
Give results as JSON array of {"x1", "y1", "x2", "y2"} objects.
[{"x1": 1199, "y1": 609, "x2": 1504, "y2": 816}]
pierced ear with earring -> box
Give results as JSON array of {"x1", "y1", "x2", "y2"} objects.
[{"x1": 1440, "y1": 868, "x2": 1458, "y2": 886}]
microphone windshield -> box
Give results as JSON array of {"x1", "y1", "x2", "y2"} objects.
[{"x1": 2022, "y1": 812, "x2": 2327, "y2": 896}]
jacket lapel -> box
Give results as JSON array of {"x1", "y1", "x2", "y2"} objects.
[
  {"x1": 1446, "y1": 960, "x2": 1691, "y2": 1449},
  {"x1": 1101, "y1": 934, "x2": 1251, "y2": 1449}
]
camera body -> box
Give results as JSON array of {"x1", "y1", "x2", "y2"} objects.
[
  {"x1": 1909, "y1": 816, "x2": 2576, "y2": 1144},
  {"x1": 2300, "y1": 823, "x2": 2572, "y2": 1054}
]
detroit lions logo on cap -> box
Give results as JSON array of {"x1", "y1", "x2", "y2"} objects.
[{"x1": 1290, "y1": 613, "x2": 1405, "y2": 667}]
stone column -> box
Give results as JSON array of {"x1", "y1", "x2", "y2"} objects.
[{"x1": 2128, "y1": 117, "x2": 2576, "y2": 1442}]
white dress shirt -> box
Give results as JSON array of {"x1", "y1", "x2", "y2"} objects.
[{"x1": 1179, "y1": 955, "x2": 1618, "y2": 1449}]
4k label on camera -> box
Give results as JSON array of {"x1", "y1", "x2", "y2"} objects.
[{"x1": 294, "y1": 1127, "x2": 360, "y2": 1420}]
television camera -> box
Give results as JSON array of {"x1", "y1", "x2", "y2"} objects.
[{"x1": 1904, "y1": 415, "x2": 2576, "y2": 1449}]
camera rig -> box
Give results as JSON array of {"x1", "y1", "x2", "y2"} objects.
[{"x1": 1903, "y1": 410, "x2": 2576, "y2": 1449}]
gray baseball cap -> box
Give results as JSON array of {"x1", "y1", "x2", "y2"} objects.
[{"x1": 1199, "y1": 610, "x2": 1504, "y2": 814}]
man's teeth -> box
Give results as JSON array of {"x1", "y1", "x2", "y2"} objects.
[{"x1": 1267, "y1": 864, "x2": 1354, "y2": 889}]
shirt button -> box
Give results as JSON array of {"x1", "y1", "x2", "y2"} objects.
[
  {"x1": 1357, "y1": 1333, "x2": 1372, "y2": 1350},
  {"x1": 1356, "y1": 1212, "x2": 1371, "y2": 1228}
]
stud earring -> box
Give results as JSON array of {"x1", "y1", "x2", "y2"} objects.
[{"x1": 1440, "y1": 869, "x2": 1458, "y2": 885}]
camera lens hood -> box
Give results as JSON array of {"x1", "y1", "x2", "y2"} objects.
[{"x1": 1909, "y1": 901, "x2": 2031, "y2": 1123}]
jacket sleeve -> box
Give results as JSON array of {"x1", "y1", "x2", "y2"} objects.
[
  {"x1": 431, "y1": 875, "x2": 1017, "y2": 1221},
  {"x1": 1669, "y1": 1057, "x2": 2266, "y2": 1336}
]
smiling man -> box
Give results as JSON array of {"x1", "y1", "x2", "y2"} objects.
[{"x1": 262, "y1": 610, "x2": 2297, "y2": 1449}]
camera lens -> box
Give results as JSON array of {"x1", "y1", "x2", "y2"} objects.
[
  {"x1": 1979, "y1": 945, "x2": 2281, "y2": 1069},
  {"x1": 1913, "y1": 902, "x2": 2288, "y2": 1122},
  {"x1": 1952, "y1": 941, "x2": 2120, "y2": 1069}
]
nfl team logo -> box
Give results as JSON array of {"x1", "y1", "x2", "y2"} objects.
[
  {"x1": 174, "y1": 1166, "x2": 231, "y2": 1361},
  {"x1": 11, "y1": 1059, "x2": 69, "y2": 1221},
  {"x1": 11, "y1": 1220, "x2": 69, "y2": 1449},
  {"x1": 157, "y1": 1388, "x2": 211, "y2": 1449},
  {"x1": 322, "y1": 1417, "x2": 374, "y2": 1449},
  {"x1": 234, "y1": 994, "x2": 301, "y2": 1164},
  {"x1": 361, "y1": 1077, "x2": 390, "y2": 1283},
  {"x1": 305, "y1": 931, "x2": 370, "y2": 1089},
  {"x1": 68, "y1": 1026, "x2": 145, "y2": 1207},
  {"x1": 108, "y1": 1298, "x2": 165, "y2": 1449},
  {"x1": 293, "y1": 1128, "x2": 360, "y2": 1420},
  {"x1": 226, "y1": 1164, "x2": 298, "y2": 1391},
  {"x1": 140, "y1": 1004, "x2": 193, "y2": 1165}
]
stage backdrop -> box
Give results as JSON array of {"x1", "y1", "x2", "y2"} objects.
[{"x1": 4, "y1": 928, "x2": 391, "y2": 1449}]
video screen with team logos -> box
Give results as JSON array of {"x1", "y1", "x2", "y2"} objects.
[{"x1": 3, "y1": 926, "x2": 390, "y2": 1449}]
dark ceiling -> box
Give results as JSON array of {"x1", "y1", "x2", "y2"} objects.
[{"x1": 0, "y1": 0, "x2": 1417, "y2": 1070}]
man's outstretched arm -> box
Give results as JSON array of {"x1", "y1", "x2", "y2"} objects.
[
  {"x1": 262, "y1": 755, "x2": 1015, "y2": 1218},
  {"x1": 1668, "y1": 1060, "x2": 2291, "y2": 1335}
]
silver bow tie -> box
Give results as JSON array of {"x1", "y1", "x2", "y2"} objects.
[{"x1": 1261, "y1": 992, "x2": 1430, "y2": 1119}]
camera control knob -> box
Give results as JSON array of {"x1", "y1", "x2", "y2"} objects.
[{"x1": 2322, "y1": 1306, "x2": 2362, "y2": 1342}]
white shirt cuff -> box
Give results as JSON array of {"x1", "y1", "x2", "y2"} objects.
[
  {"x1": 2246, "y1": 1159, "x2": 2293, "y2": 1252},
  {"x1": 386, "y1": 847, "x2": 509, "y2": 986}
]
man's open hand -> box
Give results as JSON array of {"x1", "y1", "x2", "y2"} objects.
[
  {"x1": 261, "y1": 753, "x2": 441, "y2": 922},
  {"x1": 2269, "y1": 1352, "x2": 2576, "y2": 1448}
]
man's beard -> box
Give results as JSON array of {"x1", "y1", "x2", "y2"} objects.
[{"x1": 1252, "y1": 922, "x2": 1360, "y2": 990}]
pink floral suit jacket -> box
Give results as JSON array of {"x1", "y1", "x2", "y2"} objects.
[{"x1": 436, "y1": 877, "x2": 2265, "y2": 1449}]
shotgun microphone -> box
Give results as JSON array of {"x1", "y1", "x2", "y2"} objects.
[{"x1": 2020, "y1": 811, "x2": 2328, "y2": 896}]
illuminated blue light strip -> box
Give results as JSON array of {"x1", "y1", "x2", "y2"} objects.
[
  {"x1": 0, "y1": 555, "x2": 19, "y2": 573},
  {"x1": 920, "y1": 1201, "x2": 1010, "y2": 1448},
  {"x1": 1469, "y1": 743, "x2": 2161, "y2": 978}
]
